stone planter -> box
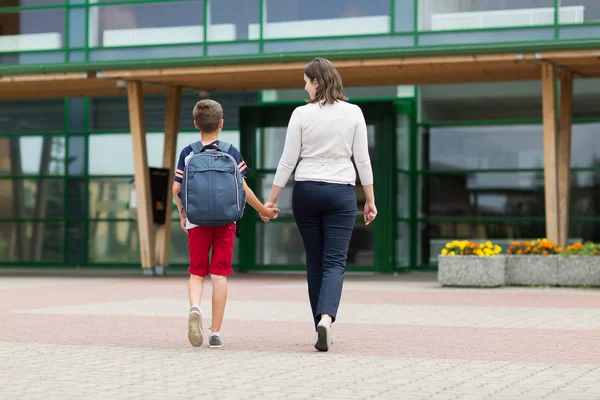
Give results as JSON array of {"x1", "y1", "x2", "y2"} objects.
[
  {"x1": 558, "y1": 256, "x2": 600, "y2": 287},
  {"x1": 438, "y1": 255, "x2": 506, "y2": 287},
  {"x1": 506, "y1": 255, "x2": 559, "y2": 286}
]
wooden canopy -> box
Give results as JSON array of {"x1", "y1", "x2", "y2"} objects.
[
  {"x1": 1, "y1": 48, "x2": 600, "y2": 100},
  {"x1": 2, "y1": 47, "x2": 596, "y2": 273}
]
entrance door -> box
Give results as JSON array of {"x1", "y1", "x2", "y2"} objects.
[{"x1": 238, "y1": 101, "x2": 396, "y2": 273}]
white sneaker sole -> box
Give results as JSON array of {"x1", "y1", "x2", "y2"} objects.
[
  {"x1": 315, "y1": 323, "x2": 331, "y2": 352},
  {"x1": 188, "y1": 312, "x2": 203, "y2": 347}
]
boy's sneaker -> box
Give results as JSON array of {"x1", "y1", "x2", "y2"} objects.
[
  {"x1": 314, "y1": 318, "x2": 333, "y2": 352},
  {"x1": 208, "y1": 330, "x2": 224, "y2": 348},
  {"x1": 187, "y1": 306, "x2": 204, "y2": 347}
]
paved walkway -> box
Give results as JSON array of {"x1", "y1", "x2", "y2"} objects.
[{"x1": 1, "y1": 271, "x2": 600, "y2": 399}]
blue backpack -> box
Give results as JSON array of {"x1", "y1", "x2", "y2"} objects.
[{"x1": 181, "y1": 141, "x2": 246, "y2": 227}]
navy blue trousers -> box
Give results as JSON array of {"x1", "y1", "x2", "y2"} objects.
[{"x1": 292, "y1": 181, "x2": 357, "y2": 330}]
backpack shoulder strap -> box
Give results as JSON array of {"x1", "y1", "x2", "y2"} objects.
[
  {"x1": 190, "y1": 141, "x2": 203, "y2": 155},
  {"x1": 218, "y1": 141, "x2": 232, "y2": 153}
]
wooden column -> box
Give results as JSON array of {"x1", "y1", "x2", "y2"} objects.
[
  {"x1": 541, "y1": 64, "x2": 559, "y2": 244},
  {"x1": 557, "y1": 71, "x2": 573, "y2": 248},
  {"x1": 127, "y1": 81, "x2": 155, "y2": 271},
  {"x1": 155, "y1": 86, "x2": 182, "y2": 271}
]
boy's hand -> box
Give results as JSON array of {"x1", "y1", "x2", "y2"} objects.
[
  {"x1": 179, "y1": 211, "x2": 188, "y2": 233},
  {"x1": 261, "y1": 207, "x2": 280, "y2": 222}
]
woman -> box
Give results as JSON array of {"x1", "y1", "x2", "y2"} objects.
[{"x1": 263, "y1": 57, "x2": 377, "y2": 352}]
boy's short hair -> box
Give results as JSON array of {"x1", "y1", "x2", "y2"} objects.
[{"x1": 193, "y1": 99, "x2": 223, "y2": 133}]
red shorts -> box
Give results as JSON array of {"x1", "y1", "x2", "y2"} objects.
[{"x1": 187, "y1": 223, "x2": 235, "y2": 277}]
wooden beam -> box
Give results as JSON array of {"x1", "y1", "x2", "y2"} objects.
[
  {"x1": 541, "y1": 64, "x2": 559, "y2": 244},
  {"x1": 127, "y1": 81, "x2": 155, "y2": 271},
  {"x1": 155, "y1": 86, "x2": 182, "y2": 270},
  {"x1": 557, "y1": 71, "x2": 573, "y2": 248}
]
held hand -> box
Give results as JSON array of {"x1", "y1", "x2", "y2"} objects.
[
  {"x1": 180, "y1": 217, "x2": 188, "y2": 233},
  {"x1": 261, "y1": 207, "x2": 280, "y2": 222},
  {"x1": 364, "y1": 202, "x2": 377, "y2": 225},
  {"x1": 260, "y1": 201, "x2": 279, "y2": 223}
]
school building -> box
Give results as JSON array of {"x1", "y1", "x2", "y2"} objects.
[{"x1": 2, "y1": 0, "x2": 600, "y2": 274}]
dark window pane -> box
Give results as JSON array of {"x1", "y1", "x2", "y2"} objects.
[
  {"x1": 0, "y1": 136, "x2": 66, "y2": 176},
  {"x1": 209, "y1": 0, "x2": 259, "y2": 41},
  {"x1": 68, "y1": 98, "x2": 85, "y2": 133},
  {"x1": 66, "y1": 222, "x2": 85, "y2": 263},
  {"x1": 179, "y1": 92, "x2": 259, "y2": 130},
  {"x1": 0, "y1": 9, "x2": 65, "y2": 51},
  {"x1": 420, "y1": 220, "x2": 546, "y2": 265},
  {"x1": 1, "y1": 0, "x2": 65, "y2": 7},
  {"x1": 0, "y1": 222, "x2": 63, "y2": 262},
  {"x1": 0, "y1": 100, "x2": 64, "y2": 133},
  {"x1": 89, "y1": 96, "x2": 166, "y2": 131},
  {"x1": 88, "y1": 221, "x2": 139, "y2": 263},
  {"x1": 67, "y1": 179, "x2": 85, "y2": 218},
  {"x1": 571, "y1": 123, "x2": 600, "y2": 169},
  {"x1": 422, "y1": 172, "x2": 546, "y2": 218},
  {"x1": 68, "y1": 136, "x2": 85, "y2": 176},
  {"x1": 0, "y1": 179, "x2": 64, "y2": 219},
  {"x1": 570, "y1": 221, "x2": 600, "y2": 243},
  {"x1": 88, "y1": 178, "x2": 131, "y2": 219},
  {"x1": 423, "y1": 125, "x2": 544, "y2": 170}
]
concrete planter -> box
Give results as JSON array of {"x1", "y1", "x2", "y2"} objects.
[
  {"x1": 506, "y1": 255, "x2": 559, "y2": 286},
  {"x1": 558, "y1": 256, "x2": 600, "y2": 287},
  {"x1": 438, "y1": 255, "x2": 506, "y2": 287}
]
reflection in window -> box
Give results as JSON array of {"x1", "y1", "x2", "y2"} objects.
[
  {"x1": 424, "y1": 125, "x2": 544, "y2": 170},
  {"x1": 209, "y1": 0, "x2": 259, "y2": 40},
  {"x1": 259, "y1": 0, "x2": 390, "y2": 39},
  {"x1": 0, "y1": 9, "x2": 65, "y2": 52},
  {"x1": 0, "y1": 136, "x2": 65, "y2": 176},
  {"x1": 0, "y1": 179, "x2": 65, "y2": 219},
  {"x1": 419, "y1": 0, "x2": 558, "y2": 31},
  {"x1": 88, "y1": 133, "x2": 164, "y2": 175},
  {"x1": 560, "y1": 0, "x2": 600, "y2": 22},
  {"x1": 256, "y1": 221, "x2": 373, "y2": 266},
  {"x1": 88, "y1": 221, "x2": 140, "y2": 263},
  {"x1": 0, "y1": 99, "x2": 64, "y2": 133},
  {"x1": 88, "y1": 0, "x2": 205, "y2": 47},
  {"x1": 0, "y1": 222, "x2": 63, "y2": 262},
  {"x1": 88, "y1": 178, "x2": 132, "y2": 219}
]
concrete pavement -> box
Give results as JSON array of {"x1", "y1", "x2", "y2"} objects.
[{"x1": 1, "y1": 272, "x2": 600, "y2": 399}]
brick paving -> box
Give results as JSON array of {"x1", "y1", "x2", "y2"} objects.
[{"x1": 1, "y1": 272, "x2": 600, "y2": 399}]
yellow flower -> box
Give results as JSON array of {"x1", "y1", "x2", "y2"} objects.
[
  {"x1": 445, "y1": 243, "x2": 452, "y2": 249},
  {"x1": 485, "y1": 241, "x2": 492, "y2": 248},
  {"x1": 441, "y1": 249, "x2": 448, "y2": 255},
  {"x1": 449, "y1": 251, "x2": 456, "y2": 256},
  {"x1": 478, "y1": 252, "x2": 484, "y2": 257}
]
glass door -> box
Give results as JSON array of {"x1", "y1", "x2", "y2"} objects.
[{"x1": 238, "y1": 101, "x2": 396, "y2": 273}]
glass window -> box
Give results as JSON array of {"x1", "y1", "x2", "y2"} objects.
[
  {"x1": 68, "y1": 136, "x2": 85, "y2": 176},
  {"x1": 570, "y1": 221, "x2": 600, "y2": 244},
  {"x1": 418, "y1": 0, "x2": 555, "y2": 31},
  {"x1": 209, "y1": 0, "x2": 259, "y2": 41},
  {"x1": 571, "y1": 123, "x2": 600, "y2": 169},
  {"x1": 0, "y1": 222, "x2": 63, "y2": 262},
  {"x1": 67, "y1": 178, "x2": 85, "y2": 218},
  {"x1": 66, "y1": 222, "x2": 85, "y2": 264},
  {"x1": 88, "y1": 221, "x2": 140, "y2": 263},
  {"x1": 88, "y1": 133, "x2": 164, "y2": 175},
  {"x1": 89, "y1": 95, "x2": 167, "y2": 132},
  {"x1": 261, "y1": 0, "x2": 391, "y2": 40},
  {"x1": 68, "y1": 7, "x2": 86, "y2": 48},
  {"x1": 0, "y1": 99, "x2": 64, "y2": 133},
  {"x1": 571, "y1": 171, "x2": 600, "y2": 217},
  {"x1": 1, "y1": 0, "x2": 65, "y2": 6},
  {"x1": 0, "y1": 136, "x2": 66, "y2": 176},
  {"x1": 256, "y1": 127, "x2": 287, "y2": 170},
  {"x1": 422, "y1": 172, "x2": 545, "y2": 218},
  {"x1": 180, "y1": 92, "x2": 259, "y2": 131},
  {"x1": 255, "y1": 173, "x2": 295, "y2": 216},
  {"x1": 397, "y1": 113, "x2": 410, "y2": 170},
  {"x1": 560, "y1": 0, "x2": 600, "y2": 23},
  {"x1": 419, "y1": 220, "x2": 546, "y2": 265},
  {"x1": 0, "y1": 9, "x2": 65, "y2": 52},
  {"x1": 88, "y1": 178, "x2": 132, "y2": 219},
  {"x1": 262, "y1": 35, "x2": 413, "y2": 53},
  {"x1": 418, "y1": 28, "x2": 553, "y2": 46},
  {"x1": 88, "y1": 0, "x2": 204, "y2": 47},
  {"x1": 0, "y1": 178, "x2": 65, "y2": 219},
  {"x1": 394, "y1": 0, "x2": 415, "y2": 32},
  {"x1": 68, "y1": 98, "x2": 85, "y2": 133},
  {"x1": 423, "y1": 125, "x2": 544, "y2": 170},
  {"x1": 255, "y1": 221, "x2": 373, "y2": 266},
  {"x1": 397, "y1": 222, "x2": 410, "y2": 267},
  {"x1": 397, "y1": 173, "x2": 410, "y2": 218}
]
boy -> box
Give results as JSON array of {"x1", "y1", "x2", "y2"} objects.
[{"x1": 172, "y1": 99, "x2": 278, "y2": 348}]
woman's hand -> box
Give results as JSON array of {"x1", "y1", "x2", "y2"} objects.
[{"x1": 364, "y1": 202, "x2": 377, "y2": 225}]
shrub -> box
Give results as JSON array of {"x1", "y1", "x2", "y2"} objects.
[
  {"x1": 441, "y1": 240, "x2": 502, "y2": 257},
  {"x1": 563, "y1": 242, "x2": 600, "y2": 256},
  {"x1": 507, "y1": 238, "x2": 562, "y2": 255}
]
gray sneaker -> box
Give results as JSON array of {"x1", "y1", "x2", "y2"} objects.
[
  {"x1": 208, "y1": 330, "x2": 224, "y2": 348},
  {"x1": 187, "y1": 306, "x2": 204, "y2": 347},
  {"x1": 314, "y1": 319, "x2": 333, "y2": 352}
]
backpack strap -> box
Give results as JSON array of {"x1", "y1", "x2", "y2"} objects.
[
  {"x1": 190, "y1": 141, "x2": 203, "y2": 155},
  {"x1": 218, "y1": 141, "x2": 232, "y2": 154}
]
